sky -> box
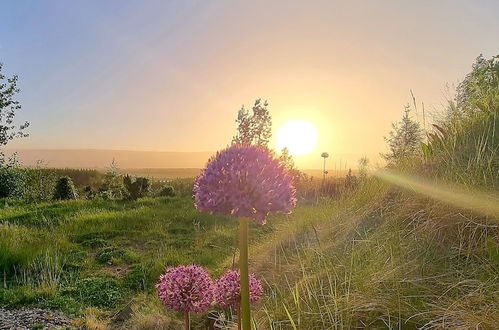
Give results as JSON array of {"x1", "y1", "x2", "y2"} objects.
[{"x1": 1, "y1": 0, "x2": 498, "y2": 168}]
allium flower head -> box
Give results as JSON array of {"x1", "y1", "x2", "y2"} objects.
[
  {"x1": 156, "y1": 265, "x2": 214, "y2": 314},
  {"x1": 214, "y1": 270, "x2": 263, "y2": 308},
  {"x1": 194, "y1": 145, "x2": 296, "y2": 224}
]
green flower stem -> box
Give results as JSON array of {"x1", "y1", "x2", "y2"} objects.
[
  {"x1": 184, "y1": 311, "x2": 190, "y2": 330},
  {"x1": 239, "y1": 217, "x2": 251, "y2": 329}
]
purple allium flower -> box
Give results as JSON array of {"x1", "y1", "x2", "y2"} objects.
[
  {"x1": 214, "y1": 270, "x2": 263, "y2": 308},
  {"x1": 156, "y1": 265, "x2": 214, "y2": 314},
  {"x1": 194, "y1": 145, "x2": 296, "y2": 224}
]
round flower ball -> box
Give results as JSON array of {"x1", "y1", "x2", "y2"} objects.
[
  {"x1": 156, "y1": 265, "x2": 214, "y2": 314},
  {"x1": 214, "y1": 270, "x2": 263, "y2": 308},
  {"x1": 194, "y1": 145, "x2": 296, "y2": 224}
]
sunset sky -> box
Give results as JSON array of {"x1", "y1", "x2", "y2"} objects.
[{"x1": 1, "y1": 0, "x2": 498, "y2": 168}]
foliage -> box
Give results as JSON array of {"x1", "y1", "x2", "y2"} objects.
[
  {"x1": 382, "y1": 105, "x2": 423, "y2": 166},
  {"x1": 23, "y1": 161, "x2": 57, "y2": 203},
  {"x1": 52, "y1": 176, "x2": 78, "y2": 200},
  {"x1": 82, "y1": 185, "x2": 95, "y2": 200},
  {"x1": 278, "y1": 147, "x2": 294, "y2": 170},
  {"x1": 46, "y1": 168, "x2": 103, "y2": 188},
  {"x1": 0, "y1": 167, "x2": 26, "y2": 199},
  {"x1": 421, "y1": 54, "x2": 499, "y2": 187},
  {"x1": 123, "y1": 175, "x2": 151, "y2": 200},
  {"x1": 455, "y1": 54, "x2": 499, "y2": 117},
  {"x1": 0, "y1": 63, "x2": 29, "y2": 148},
  {"x1": 158, "y1": 185, "x2": 175, "y2": 197},
  {"x1": 232, "y1": 98, "x2": 272, "y2": 147},
  {"x1": 98, "y1": 159, "x2": 123, "y2": 199},
  {"x1": 279, "y1": 147, "x2": 306, "y2": 188}
]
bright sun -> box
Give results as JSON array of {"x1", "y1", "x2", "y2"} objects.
[{"x1": 277, "y1": 120, "x2": 318, "y2": 155}]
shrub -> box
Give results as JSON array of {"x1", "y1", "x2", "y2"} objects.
[
  {"x1": 82, "y1": 185, "x2": 95, "y2": 199},
  {"x1": 123, "y1": 175, "x2": 151, "y2": 200},
  {"x1": 23, "y1": 167, "x2": 57, "y2": 203},
  {"x1": 98, "y1": 160, "x2": 123, "y2": 199},
  {"x1": 0, "y1": 168, "x2": 26, "y2": 199},
  {"x1": 52, "y1": 176, "x2": 78, "y2": 200},
  {"x1": 158, "y1": 185, "x2": 175, "y2": 197}
]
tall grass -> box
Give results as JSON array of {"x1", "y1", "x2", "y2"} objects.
[{"x1": 252, "y1": 180, "x2": 498, "y2": 329}]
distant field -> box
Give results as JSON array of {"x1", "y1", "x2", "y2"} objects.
[
  {"x1": 121, "y1": 168, "x2": 202, "y2": 179},
  {"x1": 120, "y1": 168, "x2": 355, "y2": 180}
]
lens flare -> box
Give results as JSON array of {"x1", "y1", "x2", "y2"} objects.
[{"x1": 376, "y1": 169, "x2": 499, "y2": 219}]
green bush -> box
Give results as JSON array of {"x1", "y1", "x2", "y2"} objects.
[
  {"x1": 82, "y1": 185, "x2": 95, "y2": 199},
  {"x1": 0, "y1": 168, "x2": 26, "y2": 199},
  {"x1": 158, "y1": 185, "x2": 175, "y2": 197},
  {"x1": 52, "y1": 176, "x2": 78, "y2": 200},
  {"x1": 123, "y1": 175, "x2": 151, "y2": 200}
]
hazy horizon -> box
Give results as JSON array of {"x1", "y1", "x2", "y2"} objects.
[
  {"x1": 1, "y1": 0, "x2": 498, "y2": 164},
  {"x1": 4, "y1": 148, "x2": 380, "y2": 170}
]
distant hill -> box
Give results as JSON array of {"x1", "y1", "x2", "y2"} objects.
[{"x1": 4, "y1": 149, "x2": 215, "y2": 169}]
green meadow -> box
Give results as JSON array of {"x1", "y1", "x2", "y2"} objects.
[{"x1": 1, "y1": 175, "x2": 498, "y2": 329}]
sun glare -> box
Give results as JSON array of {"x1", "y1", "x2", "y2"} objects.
[{"x1": 276, "y1": 120, "x2": 318, "y2": 155}]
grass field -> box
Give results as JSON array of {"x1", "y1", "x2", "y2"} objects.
[
  {"x1": 1, "y1": 176, "x2": 497, "y2": 329},
  {"x1": 0, "y1": 193, "x2": 285, "y2": 328}
]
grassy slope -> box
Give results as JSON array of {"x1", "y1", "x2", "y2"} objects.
[
  {"x1": 1, "y1": 180, "x2": 498, "y2": 329},
  {"x1": 251, "y1": 180, "x2": 499, "y2": 329}
]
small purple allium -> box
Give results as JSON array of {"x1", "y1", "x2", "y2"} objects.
[
  {"x1": 214, "y1": 270, "x2": 263, "y2": 308},
  {"x1": 156, "y1": 265, "x2": 214, "y2": 314},
  {"x1": 194, "y1": 145, "x2": 296, "y2": 224}
]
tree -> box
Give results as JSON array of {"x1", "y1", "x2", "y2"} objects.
[
  {"x1": 455, "y1": 54, "x2": 498, "y2": 117},
  {"x1": 382, "y1": 105, "x2": 423, "y2": 166},
  {"x1": 53, "y1": 176, "x2": 78, "y2": 200},
  {"x1": 0, "y1": 63, "x2": 29, "y2": 161},
  {"x1": 278, "y1": 147, "x2": 295, "y2": 170},
  {"x1": 99, "y1": 159, "x2": 123, "y2": 199},
  {"x1": 232, "y1": 99, "x2": 272, "y2": 147}
]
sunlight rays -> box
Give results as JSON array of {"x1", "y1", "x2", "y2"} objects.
[{"x1": 376, "y1": 169, "x2": 499, "y2": 219}]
